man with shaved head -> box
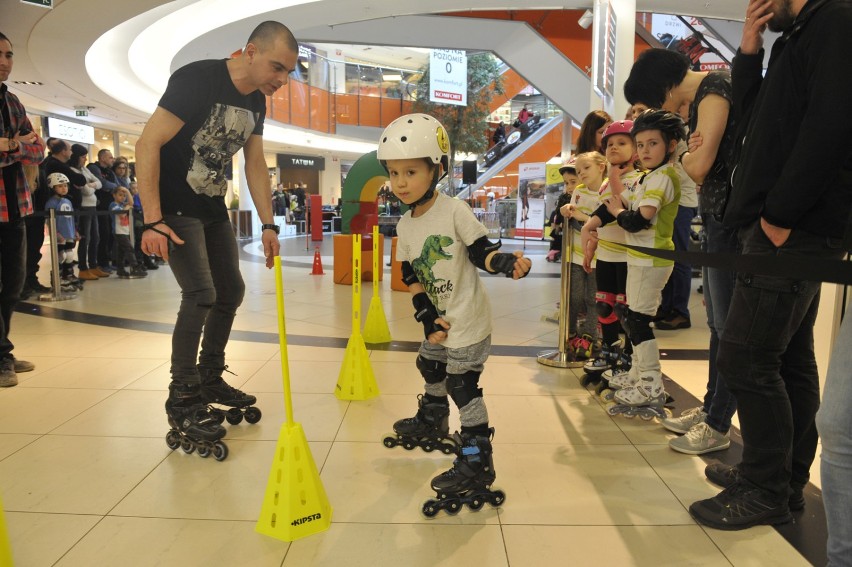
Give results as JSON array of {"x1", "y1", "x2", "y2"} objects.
[{"x1": 136, "y1": 21, "x2": 298, "y2": 457}]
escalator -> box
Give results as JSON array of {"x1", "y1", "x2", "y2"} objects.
[{"x1": 448, "y1": 113, "x2": 563, "y2": 201}]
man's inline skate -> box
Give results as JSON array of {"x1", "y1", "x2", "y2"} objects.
[
  {"x1": 422, "y1": 428, "x2": 505, "y2": 517},
  {"x1": 582, "y1": 339, "x2": 627, "y2": 387},
  {"x1": 605, "y1": 375, "x2": 669, "y2": 420},
  {"x1": 165, "y1": 383, "x2": 228, "y2": 460},
  {"x1": 383, "y1": 394, "x2": 456, "y2": 454},
  {"x1": 199, "y1": 365, "x2": 262, "y2": 425}
]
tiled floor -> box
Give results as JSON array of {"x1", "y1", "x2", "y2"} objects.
[{"x1": 0, "y1": 235, "x2": 816, "y2": 566}]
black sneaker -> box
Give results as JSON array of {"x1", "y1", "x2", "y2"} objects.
[
  {"x1": 705, "y1": 463, "x2": 805, "y2": 511},
  {"x1": 689, "y1": 481, "x2": 792, "y2": 530},
  {"x1": 655, "y1": 313, "x2": 691, "y2": 330}
]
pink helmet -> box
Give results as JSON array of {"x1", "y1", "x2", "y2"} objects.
[{"x1": 601, "y1": 120, "x2": 634, "y2": 147}]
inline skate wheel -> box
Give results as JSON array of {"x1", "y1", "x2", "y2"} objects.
[
  {"x1": 244, "y1": 407, "x2": 262, "y2": 424},
  {"x1": 181, "y1": 439, "x2": 195, "y2": 454},
  {"x1": 165, "y1": 430, "x2": 181, "y2": 450},
  {"x1": 605, "y1": 403, "x2": 619, "y2": 416},
  {"x1": 439, "y1": 441, "x2": 456, "y2": 455},
  {"x1": 382, "y1": 436, "x2": 398, "y2": 449},
  {"x1": 225, "y1": 408, "x2": 243, "y2": 425},
  {"x1": 402, "y1": 440, "x2": 417, "y2": 451},
  {"x1": 468, "y1": 497, "x2": 485, "y2": 511},
  {"x1": 421, "y1": 442, "x2": 435, "y2": 453},
  {"x1": 446, "y1": 501, "x2": 462, "y2": 515},
  {"x1": 490, "y1": 490, "x2": 506, "y2": 507},
  {"x1": 197, "y1": 445, "x2": 211, "y2": 458},
  {"x1": 422, "y1": 500, "x2": 439, "y2": 518},
  {"x1": 213, "y1": 441, "x2": 229, "y2": 461},
  {"x1": 210, "y1": 411, "x2": 226, "y2": 425}
]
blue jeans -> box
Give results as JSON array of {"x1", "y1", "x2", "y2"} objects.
[
  {"x1": 165, "y1": 215, "x2": 245, "y2": 385},
  {"x1": 0, "y1": 219, "x2": 26, "y2": 358},
  {"x1": 816, "y1": 304, "x2": 852, "y2": 566},
  {"x1": 77, "y1": 206, "x2": 99, "y2": 271},
  {"x1": 701, "y1": 214, "x2": 738, "y2": 434},
  {"x1": 660, "y1": 206, "x2": 696, "y2": 319},
  {"x1": 718, "y1": 221, "x2": 845, "y2": 500}
]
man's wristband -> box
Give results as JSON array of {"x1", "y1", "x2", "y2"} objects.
[
  {"x1": 261, "y1": 223, "x2": 280, "y2": 234},
  {"x1": 141, "y1": 219, "x2": 167, "y2": 236}
]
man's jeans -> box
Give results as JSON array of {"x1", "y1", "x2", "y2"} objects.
[
  {"x1": 816, "y1": 304, "x2": 852, "y2": 567},
  {"x1": 701, "y1": 214, "x2": 738, "y2": 434},
  {"x1": 718, "y1": 221, "x2": 845, "y2": 500},
  {"x1": 165, "y1": 215, "x2": 245, "y2": 385}
]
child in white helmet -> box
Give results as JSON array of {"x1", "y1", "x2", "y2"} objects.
[
  {"x1": 378, "y1": 113, "x2": 531, "y2": 516},
  {"x1": 45, "y1": 173, "x2": 81, "y2": 292}
]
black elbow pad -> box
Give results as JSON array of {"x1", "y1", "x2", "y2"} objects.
[
  {"x1": 467, "y1": 236, "x2": 502, "y2": 271},
  {"x1": 616, "y1": 210, "x2": 653, "y2": 233},
  {"x1": 592, "y1": 204, "x2": 616, "y2": 226},
  {"x1": 401, "y1": 261, "x2": 418, "y2": 286}
]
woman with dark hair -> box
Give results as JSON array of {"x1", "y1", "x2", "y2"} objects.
[
  {"x1": 575, "y1": 110, "x2": 612, "y2": 154},
  {"x1": 69, "y1": 144, "x2": 105, "y2": 280}
]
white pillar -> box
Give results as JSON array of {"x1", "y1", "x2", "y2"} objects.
[
  {"x1": 589, "y1": 0, "x2": 636, "y2": 119},
  {"x1": 233, "y1": 149, "x2": 261, "y2": 238},
  {"x1": 611, "y1": 0, "x2": 637, "y2": 120}
]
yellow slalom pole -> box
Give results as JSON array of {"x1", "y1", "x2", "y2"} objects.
[
  {"x1": 363, "y1": 225, "x2": 392, "y2": 343},
  {"x1": 335, "y1": 234, "x2": 380, "y2": 399},
  {"x1": 0, "y1": 491, "x2": 13, "y2": 566},
  {"x1": 255, "y1": 256, "x2": 332, "y2": 541}
]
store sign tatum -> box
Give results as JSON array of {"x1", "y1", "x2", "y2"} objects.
[{"x1": 277, "y1": 153, "x2": 325, "y2": 170}]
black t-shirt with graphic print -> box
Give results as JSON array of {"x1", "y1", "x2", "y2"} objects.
[{"x1": 157, "y1": 59, "x2": 266, "y2": 221}]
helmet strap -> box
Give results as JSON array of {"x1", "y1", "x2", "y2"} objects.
[{"x1": 410, "y1": 166, "x2": 445, "y2": 210}]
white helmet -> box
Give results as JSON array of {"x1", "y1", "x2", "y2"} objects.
[
  {"x1": 377, "y1": 113, "x2": 449, "y2": 170},
  {"x1": 47, "y1": 173, "x2": 70, "y2": 188}
]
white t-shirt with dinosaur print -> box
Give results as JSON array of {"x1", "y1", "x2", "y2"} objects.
[{"x1": 396, "y1": 193, "x2": 492, "y2": 349}]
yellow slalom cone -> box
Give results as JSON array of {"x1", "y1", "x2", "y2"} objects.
[
  {"x1": 363, "y1": 225, "x2": 391, "y2": 344},
  {"x1": 256, "y1": 256, "x2": 332, "y2": 542},
  {"x1": 0, "y1": 492, "x2": 13, "y2": 566},
  {"x1": 335, "y1": 234, "x2": 380, "y2": 400}
]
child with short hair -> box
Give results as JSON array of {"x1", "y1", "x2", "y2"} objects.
[
  {"x1": 546, "y1": 159, "x2": 579, "y2": 263},
  {"x1": 378, "y1": 113, "x2": 531, "y2": 516},
  {"x1": 44, "y1": 173, "x2": 81, "y2": 292},
  {"x1": 559, "y1": 151, "x2": 604, "y2": 359},
  {"x1": 109, "y1": 187, "x2": 147, "y2": 279},
  {"x1": 581, "y1": 110, "x2": 683, "y2": 419}
]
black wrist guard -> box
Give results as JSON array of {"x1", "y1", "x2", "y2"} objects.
[
  {"x1": 490, "y1": 252, "x2": 524, "y2": 278},
  {"x1": 412, "y1": 292, "x2": 443, "y2": 338},
  {"x1": 592, "y1": 204, "x2": 616, "y2": 226},
  {"x1": 616, "y1": 209, "x2": 653, "y2": 233}
]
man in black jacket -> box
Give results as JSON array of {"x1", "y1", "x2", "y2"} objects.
[{"x1": 689, "y1": 0, "x2": 852, "y2": 531}]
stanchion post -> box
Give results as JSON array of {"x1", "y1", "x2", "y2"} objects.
[
  {"x1": 39, "y1": 209, "x2": 76, "y2": 302},
  {"x1": 537, "y1": 217, "x2": 583, "y2": 368}
]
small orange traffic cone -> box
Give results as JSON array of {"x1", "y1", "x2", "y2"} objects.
[{"x1": 311, "y1": 248, "x2": 324, "y2": 275}]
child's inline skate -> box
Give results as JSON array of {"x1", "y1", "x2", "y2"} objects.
[
  {"x1": 383, "y1": 394, "x2": 456, "y2": 454},
  {"x1": 582, "y1": 339, "x2": 625, "y2": 386},
  {"x1": 422, "y1": 428, "x2": 505, "y2": 517},
  {"x1": 605, "y1": 375, "x2": 669, "y2": 420},
  {"x1": 596, "y1": 349, "x2": 634, "y2": 401},
  {"x1": 199, "y1": 366, "x2": 262, "y2": 425},
  {"x1": 165, "y1": 383, "x2": 228, "y2": 460}
]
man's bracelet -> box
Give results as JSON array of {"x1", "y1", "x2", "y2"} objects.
[{"x1": 141, "y1": 219, "x2": 166, "y2": 234}]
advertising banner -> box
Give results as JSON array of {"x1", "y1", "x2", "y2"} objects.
[
  {"x1": 429, "y1": 50, "x2": 467, "y2": 106},
  {"x1": 516, "y1": 162, "x2": 546, "y2": 239}
]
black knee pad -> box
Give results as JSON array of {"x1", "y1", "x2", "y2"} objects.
[
  {"x1": 446, "y1": 371, "x2": 482, "y2": 409},
  {"x1": 624, "y1": 309, "x2": 655, "y2": 344},
  {"x1": 416, "y1": 355, "x2": 447, "y2": 385}
]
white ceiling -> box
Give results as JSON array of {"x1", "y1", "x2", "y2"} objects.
[{"x1": 1, "y1": 0, "x2": 749, "y2": 158}]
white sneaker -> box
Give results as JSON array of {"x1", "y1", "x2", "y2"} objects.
[
  {"x1": 661, "y1": 406, "x2": 707, "y2": 434},
  {"x1": 669, "y1": 422, "x2": 730, "y2": 455}
]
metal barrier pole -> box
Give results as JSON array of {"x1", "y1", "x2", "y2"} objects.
[
  {"x1": 39, "y1": 209, "x2": 76, "y2": 302},
  {"x1": 537, "y1": 217, "x2": 582, "y2": 368}
]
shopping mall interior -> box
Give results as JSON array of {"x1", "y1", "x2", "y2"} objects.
[{"x1": 0, "y1": 0, "x2": 842, "y2": 565}]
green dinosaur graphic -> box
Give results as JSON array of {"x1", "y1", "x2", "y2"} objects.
[{"x1": 412, "y1": 235, "x2": 455, "y2": 308}]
